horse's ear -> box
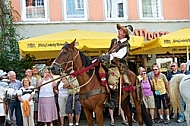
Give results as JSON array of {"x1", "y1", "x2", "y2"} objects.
[{"x1": 69, "y1": 39, "x2": 76, "y2": 48}]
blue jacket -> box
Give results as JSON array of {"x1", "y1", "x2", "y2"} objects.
[
  {"x1": 180, "y1": 70, "x2": 190, "y2": 75},
  {"x1": 167, "y1": 70, "x2": 181, "y2": 81}
]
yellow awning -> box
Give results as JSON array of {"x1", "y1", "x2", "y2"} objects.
[
  {"x1": 131, "y1": 28, "x2": 190, "y2": 55},
  {"x1": 19, "y1": 29, "x2": 144, "y2": 60}
]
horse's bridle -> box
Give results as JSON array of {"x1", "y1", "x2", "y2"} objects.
[{"x1": 52, "y1": 49, "x2": 79, "y2": 74}]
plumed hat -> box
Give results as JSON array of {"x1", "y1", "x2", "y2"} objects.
[{"x1": 116, "y1": 24, "x2": 134, "y2": 40}]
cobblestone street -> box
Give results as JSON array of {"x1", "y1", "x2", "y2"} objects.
[
  {"x1": 52, "y1": 114, "x2": 187, "y2": 126},
  {"x1": 76, "y1": 116, "x2": 187, "y2": 126}
]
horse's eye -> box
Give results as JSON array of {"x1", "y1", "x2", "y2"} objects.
[{"x1": 62, "y1": 49, "x2": 67, "y2": 54}]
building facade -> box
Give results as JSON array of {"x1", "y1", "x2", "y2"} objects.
[{"x1": 12, "y1": 0, "x2": 190, "y2": 69}]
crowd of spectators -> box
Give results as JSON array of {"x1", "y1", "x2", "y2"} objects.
[
  {"x1": 0, "y1": 61, "x2": 189, "y2": 126},
  {"x1": 136, "y1": 62, "x2": 189, "y2": 124},
  {"x1": 0, "y1": 66, "x2": 81, "y2": 126}
]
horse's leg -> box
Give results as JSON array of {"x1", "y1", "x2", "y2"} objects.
[
  {"x1": 126, "y1": 70, "x2": 143, "y2": 126},
  {"x1": 94, "y1": 105, "x2": 104, "y2": 126},
  {"x1": 121, "y1": 95, "x2": 132, "y2": 126},
  {"x1": 83, "y1": 107, "x2": 94, "y2": 126},
  {"x1": 132, "y1": 90, "x2": 143, "y2": 126},
  {"x1": 184, "y1": 103, "x2": 190, "y2": 126}
]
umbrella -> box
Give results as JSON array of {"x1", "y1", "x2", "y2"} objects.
[
  {"x1": 131, "y1": 28, "x2": 190, "y2": 60},
  {"x1": 18, "y1": 29, "x2": 144, "y2": 60}
]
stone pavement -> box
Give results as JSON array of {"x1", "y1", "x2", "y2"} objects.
[{"x1": 60, "y1": 114, "x2": 187, "y2": 126}]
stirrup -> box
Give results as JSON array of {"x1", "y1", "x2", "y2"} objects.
[
  {"x1": 103, "y1": 98, "x2": 108, "y2": 105},
  {"x1": 104, "y1": 102, "x2": 115, "y2": 109}
]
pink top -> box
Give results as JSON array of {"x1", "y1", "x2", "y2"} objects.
[{"x1": 141, "y1": 79, "x2": 153, "y2": 96}]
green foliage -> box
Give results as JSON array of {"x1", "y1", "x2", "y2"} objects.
[{"x1": 0, "y1": 0, "x2": 35, "y2": 80}]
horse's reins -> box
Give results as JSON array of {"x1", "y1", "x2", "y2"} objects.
[
  {"x1": 53, "y1": 49, "x2": 97, "y2": 109},
  {"x1": 183, "y1": 77, "x2": 190, "y2": 81},
  {"x1": 52, "y1": 50, "x2": 79, "y2": 73},
  {"x1": 108, "y1": 42, "x2": 120, "y2": 54}
]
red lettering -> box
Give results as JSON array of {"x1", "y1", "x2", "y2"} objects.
[
  {"x1": 134, "y1": 28, "x2": 169, "y2": 41},
  {"x1": 142, "y1": 29, "x2": 147, "y2": 40},
  {"x1": 153, "y1": 32, "x2": 159, "y2": 39},
  {"x1": 134, "y1": 29, "x2": 139, "y2": 36},
  {"x1": 164, "y1": 31, "x2": 169, "y2": 35},
  {"x1": 159, "y1": 31, "x2": 165, "y2": 37},
  {"x1": 147, "y1": 32, "x2": 153, "y2": 40},
  {"x1": 134, "y1": 29, "x2": 143, "y2": 36}
]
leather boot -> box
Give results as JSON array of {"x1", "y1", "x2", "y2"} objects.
[{"x1": 105, "y1": 89, "x2": 117, "y2": 109}]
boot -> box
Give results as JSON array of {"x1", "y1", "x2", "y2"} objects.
[{"x1": 105, "y1": 89, "x2": 117, "y2": 109}]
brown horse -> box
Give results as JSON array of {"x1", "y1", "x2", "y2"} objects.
[{"x1": 50, "y1": 39, "x2": 150, "y2": 126}]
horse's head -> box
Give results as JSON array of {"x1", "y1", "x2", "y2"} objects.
[{"x1": 50, "y1": 39, "x2": 79, "y2": 75}]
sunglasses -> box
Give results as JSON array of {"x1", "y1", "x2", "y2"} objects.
[
  {"x1": 141, "y1": 72, "x2": 146, "y2": 75},
  {"x1": 153, "y1": 69, "x2": 158, "y2": 71},
  {"x1": 171, "y1": 65, "x2": 176, "y2": 67}
]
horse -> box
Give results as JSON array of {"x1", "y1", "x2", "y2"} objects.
[
  {"x1": 50, "y1": 39, "x2": 151, "y2": 126},
  {"x1": 169, "y1": 74, "x2": 190, "y2": 126}
]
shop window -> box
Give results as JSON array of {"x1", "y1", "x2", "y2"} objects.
[
  {"x1": 104, "y1": 0, "x2": 128, "y2": 20},
  {"x1": 139, "y1": 0, "x2": 162, "y2": 20},
  {"x1": 22, "y1": 0, "x2": 48, "y2": 21},
  {"x1": 63, "y1": 0, "x2": 87, "y2": 20}
]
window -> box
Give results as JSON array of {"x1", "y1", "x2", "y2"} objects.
[
  {"x1": 139, "y1": 0, "x2": 162, "y2": 19},
  {"x1": 64, "y1": 0, "x2": 87, "y2": 20},
  {"x1": 105, "y1": 0, "x2": 128, "y2": 20},
  {"x1": 22, "y1": 0, "x2": 48, "y2": 21},
  {"x1": 75, "y1": 0, "x2": 84, "y2": 10}
]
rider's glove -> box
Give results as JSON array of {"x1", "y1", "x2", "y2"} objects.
[{"x1": 98, "y1": 54, "x2": 110, "y2": 61}]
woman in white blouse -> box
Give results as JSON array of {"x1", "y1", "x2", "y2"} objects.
[
  {"x1": 54, "y1": 75, "x2": 68, "y2": 126},
  {"x1": 37, "y1": 67, "x2": 58, "y2": 126},
  {"x1": 18, "y1": 77, "x2": 35, "y2": 126}
]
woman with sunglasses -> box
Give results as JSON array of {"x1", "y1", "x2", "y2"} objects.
[
  {"x1": 140, "y1": 70, "x2": 155, "y2": 123},
  {"x1": 151, "y1": 65, "x2": 170, "y2": 124}
]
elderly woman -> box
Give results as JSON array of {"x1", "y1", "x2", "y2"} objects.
[
  {"x1": 18, "y1": 77, "x2": 35, "y2": 126},
  {"x1": 37, "y1": 67, "x2": 58, "y2": 126}
]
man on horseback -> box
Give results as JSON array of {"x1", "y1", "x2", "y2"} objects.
[{"x1": 98, "y1": 23, "x2": 133, "y2": 109}]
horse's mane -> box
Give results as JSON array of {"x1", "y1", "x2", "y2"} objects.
[
  {"x1": 79, "y1": 51, "x2": 99, "y2": 77},
  {"x1": 169, "y1": 74, "x2": 185, "y2": 113},
  {"x1": 63, "y1": 43, "x2": 99, "y2": 77},
  {"x1": 79, "y1": 51, "x2": 91, "y2": 67}
]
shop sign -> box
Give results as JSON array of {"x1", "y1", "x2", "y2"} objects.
[{"x1": 134, "y1": 28, "x2": 169, "y2": 40}]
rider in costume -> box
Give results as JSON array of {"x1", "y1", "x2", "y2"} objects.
[{"x1": 98, "y1": 23, "x2": 133, "y2": 109}]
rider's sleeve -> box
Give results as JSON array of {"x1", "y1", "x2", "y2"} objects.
[{"x1": 109, "y1": 47, "x2": 127, "y2": 60}]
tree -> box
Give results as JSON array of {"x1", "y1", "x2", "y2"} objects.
[{"x1": 0, "y1": 0, "x2": 35, "y2": 80}]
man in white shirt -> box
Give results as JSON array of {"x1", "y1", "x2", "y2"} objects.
[{"x1": 98, "y1": 23, "x2": 133, "y2": 109}]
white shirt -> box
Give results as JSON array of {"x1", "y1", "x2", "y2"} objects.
[
  {"x1": 58, "y1": 81, "x2": 68, "y2": 97},
  {"x1": 20, "y1": 86, "x2": 35, "y2": 105},
  {"x1": 109, "y1": 38, "x2": 128, "y2": 61},
  {"x1": 39, "y1": 78, "x2": 55, "y2": 97}
]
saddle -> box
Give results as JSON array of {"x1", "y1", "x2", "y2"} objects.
[{"x1": 98, "y1": 63, "x2": 130, "y2": 91}]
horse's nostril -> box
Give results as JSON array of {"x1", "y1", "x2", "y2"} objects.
[{"x1": 51, "y1": 66, "x2": 55, "y2": 70}]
